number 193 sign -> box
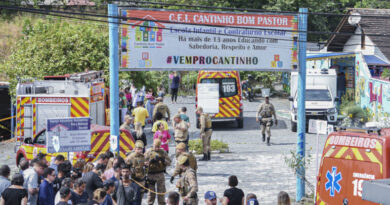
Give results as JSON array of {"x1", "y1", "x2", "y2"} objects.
[{"x1": 120, "y1": 8, "x2": 298, "y2": 71}]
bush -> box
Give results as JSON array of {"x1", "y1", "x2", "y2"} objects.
[
  {"x1": 188, "y1": 139, "x2": 229, "y2": 154},
  {"x1": 340, "y1": 104, "x2": 370, "y2": 127},
  {"x1": 2, "y1": 17, "x2": 109, "y2": 96},
  {"x1": 381, "y1": 68, "x2": 390, "y2": 80},
  {"x1": 339, "y1": 94, "x2": 355, "y2": 115}
]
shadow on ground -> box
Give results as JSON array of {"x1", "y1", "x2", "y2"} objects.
[{"x1": 212, "y1": 117, "x2": 288, "y2": 131}]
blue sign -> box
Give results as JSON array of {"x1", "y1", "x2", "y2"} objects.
[
  {"x1": 325, "y1": 166, "x2": 342, "y2": 197},
  {"x1": 46, "y1": 117, "x2": 91, "y2": 153}
]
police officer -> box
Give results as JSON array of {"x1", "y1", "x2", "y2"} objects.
[
  {"x1": 170, "y1": 143, "x2": 197, "y2": 184},
  {"x1": 125, "y1": 140, "x2": 147, "y2": 201},
  {"x1": 256, "y1": 95, "x2": 278, "y2": 146},
  {"x1": 176, "y1": 155, "x2": 198, "y2": 205},
  {"x1": 153, "y1": 97, "x2": 171, "y2": 122},
  {"x1": 172, "y1": 114, "x2": 189, "y2": 148},
  {"x1": 145, "y1": 139, "x2": 172, "y2": 205},
  {"x1": 196, "y1": 107, "x2": 213, "y2": 161}
]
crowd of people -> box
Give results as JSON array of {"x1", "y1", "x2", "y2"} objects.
[
  {"x1": 0, "y1": 155, "x2": 292, "y2": 205},
  {"x1": 0, "y1": 73, "x2": 292, "y2": 205}
]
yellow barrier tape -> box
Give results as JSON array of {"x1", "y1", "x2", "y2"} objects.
[
  {"x1": 0, "y1": 124, "x2": 12, "y2": 133},
  {"x1": 0, "y1": 116, "x2": 15, "y2": 123},
  {"x1": 130, "y1": 178, "x2": 169, "y2": 196}
]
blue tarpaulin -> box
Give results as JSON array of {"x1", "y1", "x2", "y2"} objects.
[{"x1": 364, "y1": 55, "x2": 390, "y2": 66}]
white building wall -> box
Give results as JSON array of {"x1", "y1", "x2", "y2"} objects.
[{"x1": 343, "y1": 27, "x2": 390, "y2": 62}]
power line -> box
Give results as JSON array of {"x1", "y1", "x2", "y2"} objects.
[
  {"x1": 4, "y1": 5, "x2": 390, "y2": 49},
  {"x1": 4, "y1": 0, "x2": 390, "y2": 19},
  {"x1": 118, "y1": 0, "x2": 390, "y2": 19},
  {"x1": 3, "y1": 4, "x2": 390, "y2": 40}
]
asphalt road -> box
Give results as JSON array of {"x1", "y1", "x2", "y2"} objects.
[{"x1": 142, "y1": 96, "x2": 327, "y2": 205}]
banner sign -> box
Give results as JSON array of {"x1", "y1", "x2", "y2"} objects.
[
  {"x1": 46, "y1": 117, "x2": 91, "y2": 153},
  {"x1": 120, "y1": 9, "x2": 298, "y2": 71}
]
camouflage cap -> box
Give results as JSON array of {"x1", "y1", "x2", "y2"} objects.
[
  {"x1": 176, "y1": 142, "x2": 186, "y2": 150},
  {"x1": 177, "y1": 155, "x2": 189, "y2": 165},
  {"x1": 196, "y1": 106, "x2": 203, "y2": 112},
  {"x1": 153, "y1": 138, "x2": 162, "y2": 147},
  {"x1": 135, "y1": 140, "x2": 144, "y2": 148}
]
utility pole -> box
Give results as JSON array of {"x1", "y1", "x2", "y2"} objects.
[
  {"x1": 108, "y1": 4, "x2": 120, "y2": 155},
  {"x1": 296, "y1": 7, "x2": 308, "y2": 202}
]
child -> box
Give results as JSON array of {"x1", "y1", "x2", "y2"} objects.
[{"x1": 153, "y1": 123, "x2": 171, "y2": 153}]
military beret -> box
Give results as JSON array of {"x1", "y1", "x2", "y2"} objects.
[
  {"x1": 178, "y1": 155, "x2": 188, "y2": 165},
  {"x1": 176, "y1": 143, "x2": 186, "y2": 150},
  {"x1": 135, "y1": 140, "x2": 144, "y2": 148}
]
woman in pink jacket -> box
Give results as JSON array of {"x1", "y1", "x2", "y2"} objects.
[{"x1": 153, "y1": 122, "x2": 171, "y2": 153}]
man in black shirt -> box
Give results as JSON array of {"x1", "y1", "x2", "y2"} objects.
[
  {"x1": 53, "y1": 162, "x2": 71, "y2": 194},
  {"x1": 82, "y1": 164, "x2": 104, "y2": 200}
]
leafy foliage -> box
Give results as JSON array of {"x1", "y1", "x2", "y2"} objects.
[
  {"x1": 188, "y1": 139, "x2": 229, "y2": 154},
  {"x1": 381, "y1": 68, "x2": 390, "y2": 80},
  {"x1": 340, "y1": 104, "x2": 370, "y2": 127},
  {"x1": 339, "y1": 94, "x2": 355, "y2": 115},
  {"x1": 283, "y1": 148, "x2": 314, "y2": 192},
  {"x1": 1, "y1": 17, "x2": 109, "y2": 96},
  {"x1": 240, "y1": 71, "x2": 282, "y2": 90}
]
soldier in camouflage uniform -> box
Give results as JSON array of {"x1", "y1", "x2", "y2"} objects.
[
  {"x1": 145, "y1": 139, "x2": 172, "y2": 205},
  {"x1": 256, "y1": 95, "x2": 278, "y2": 146},
  {"x1": 153, "y1": 97, "x2": 171, "y2": 122},
  {"x1": 176, "y1": 155, "x2": 198, "y2": 205},
  {"x1": 125, "y1": 140, "x2": 147, "y2": 202},
  {"x1": 196, "y1": 107, "x2": 213, "y2": 161},
  {"x1": 170, "y1": 143, "x2": 197, "y2": 184}
]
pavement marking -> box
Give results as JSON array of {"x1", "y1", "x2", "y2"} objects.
[{"x1": 276, "y1": 109, "x2": 291, "y2": 119}]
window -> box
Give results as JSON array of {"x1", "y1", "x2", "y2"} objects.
[
  {"x1": 200, "y1": 78, "x2": 238, "y2": 97},
  {"x1": 305, "y1": 89, "x2": 332, "y2": 101},
  {"x1": 200, "y1": 78, "x2": 218, "y2": 84},
  {"x1": 34, "y1": 130, "x2": 46, "y2": 145}
]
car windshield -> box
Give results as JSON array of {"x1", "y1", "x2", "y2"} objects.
[
  {"x1": 305, "y1": 89, "x2": 332, "y2": 101},
  {"x1": 200, "y1": 78, "x2": 238, "y2": 97}
]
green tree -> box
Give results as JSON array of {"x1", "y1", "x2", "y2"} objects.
[{"x1": 1, "y1": 17, "x2": 109, "y2": 95}]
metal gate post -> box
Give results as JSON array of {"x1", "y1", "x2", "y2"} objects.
[
  {"x1": 297, "y1": 7, "x2": 308, "y2": 202},
  {"x1": 108, "y1": 4, "x2": 120, "y2": 155}
]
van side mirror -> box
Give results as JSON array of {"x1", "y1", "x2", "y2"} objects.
[
  {"x1": 288, "y1": 96, "x2": 294, "y2": 101},
  {"x1": 24, "y1": 137, "x2": 33, "y2": 144},
  {"x1": 334, "y1": 97, "x2": 339, "y2": 102}
]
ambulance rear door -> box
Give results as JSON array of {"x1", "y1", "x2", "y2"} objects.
[
  {"x1": 318, "y1": 157, "x2": 382, "y2": 204},
  {"x1": 36, "y1": 97, "x2": 71, "y2": 133}
]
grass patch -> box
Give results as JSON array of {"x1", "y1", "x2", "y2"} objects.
[{"x1": 188, "y1": 139, "x2": 229, "y2": 154}]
